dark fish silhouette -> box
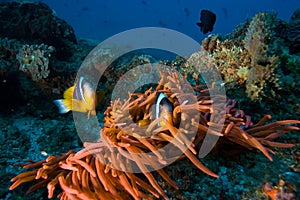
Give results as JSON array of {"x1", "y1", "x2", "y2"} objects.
[{"x1": 196, "y1": 10, "x2": 216, "y2": 34}]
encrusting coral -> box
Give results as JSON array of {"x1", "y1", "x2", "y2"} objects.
[{"x1": 9, "y1": 70, "x2": 300, "y2": 200}]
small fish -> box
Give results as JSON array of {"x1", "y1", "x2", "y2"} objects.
[
  {"x1": 155, "y1": 93, "x2": 174, "y2": 126},
  {"x1": 196, "y1": 9, "x2": 216, "y2": 34},
  {"x1": 138, "y1": 93, "x2": 174, "y2": 127},
  {"x1": 81, "y1": 7, "x2": 89, "y2": 11},
  {"x1": 53, "y1": 77, "x2": 105, "y2": 119},
  {"x1": 184, "y1": 7, "x2": 191, "y2": 17}
]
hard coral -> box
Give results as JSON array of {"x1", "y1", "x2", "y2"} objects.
[
  {"x1": 0, "y1": 2, "x2": 76, "y2": 44},
  {"x1": 244, "y1": 13, "x2": 275, "y2": 62},
  {"x1": 0, "y1": 1, "x2": 76, "y2": 59},
  {"x1": 244, "y1": 13, "x2": 280, "y2": 100},
  {"x1": 17, "y1": 43, "x2": 55, "y2": 81},
  {"x1": 10, "y1": 70, "x2": 300, "y2": 200},
  {"x1": 184, "y1": 43, "x2": 251, "y2": 90},
  {"x1": 185, "y1": 13, "x2": 281, "y2": 101},
  {"x1": 201, "y1": 34, "x2": 222, "y2": 52}
]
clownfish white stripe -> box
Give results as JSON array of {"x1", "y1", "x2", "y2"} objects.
[{"x1": 156, "y1": 93, "x2": 167, "y2": 120}]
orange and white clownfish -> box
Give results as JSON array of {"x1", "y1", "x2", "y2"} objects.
[
  {"x1": 138, "y1": 92, "x2": 174, "y2": 127},
  {"x1": 155, "y1": 92, "x2": 174, "y2": 126},
  {"x1": 53, "y1": 77, "x2": 105, "y2": 119}
]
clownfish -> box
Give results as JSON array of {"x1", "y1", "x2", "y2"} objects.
[
  {"x1": 53, "y1": 77, "x2": 105, "y2": 119},
  {"x1": 138, "y1": 92, "x2": 174, "y2": 127},
  {"x1": 155, "y1": 92, "x2": 174, "y2": 126}
]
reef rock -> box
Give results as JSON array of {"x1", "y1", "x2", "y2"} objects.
[
  {"x1": 0, "y1": 1, "x2": 76, "y2": 59},
  {"x1": 287, "y1": 8, "x2": 300, "y2": 54}
]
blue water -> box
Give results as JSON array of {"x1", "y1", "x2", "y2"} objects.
[{"x1": 14, "y1": 0, "x2": 300, "y2": 42}]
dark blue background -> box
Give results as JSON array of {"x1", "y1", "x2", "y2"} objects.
[{"x1": 5, "y1": 0, "x2": 300, "y2": 42}]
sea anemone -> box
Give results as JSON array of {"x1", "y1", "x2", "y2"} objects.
[{"x1": 9, "y1": 70, "x2": 300, "y2": 199}]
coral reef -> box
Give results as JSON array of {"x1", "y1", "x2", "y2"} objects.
[
  {"x1": 201, "y1": 34, "x2": 222, "y2": 52},
  {"x1": 183, "y1": 13, "x2": 282, "y2": 101},
  {"x1": 243, "y1": 13, "x2": 280, "y2": 101},
  {"x1": 0, "y1": 37, "x2": 22, "y2": 63},
  {"x1": 0, "y1": 1, "x2": 76, "y2": 59},
  {"x1": 9, "y1": 70, "x2": 300, "y2": 199},
  {"x1": 263, "y1": 179, "x2": 296, "y2": 200},
  {"x1": 184, "y1": 42, "x2": 251, "y2": 90},
  {"x1": 0, "y1": 2, "x2": 299, "y2": 199},
  {"x1": 0, "y1": 2, "x2": 98, "y2": 113},
  {"x1": 17, "y1": 44, "x2": 55, "y2": 81},
  {"x1": 286, "y1": 8, "x2": 300, "y2": 54}
]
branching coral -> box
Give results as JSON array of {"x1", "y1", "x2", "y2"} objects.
[
  {"x1": 16, "y1": 43, "x2": 55, "y2": 81},
  {"x1": 9, "y1": 70, "x2": 300, "y2": 200}
]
